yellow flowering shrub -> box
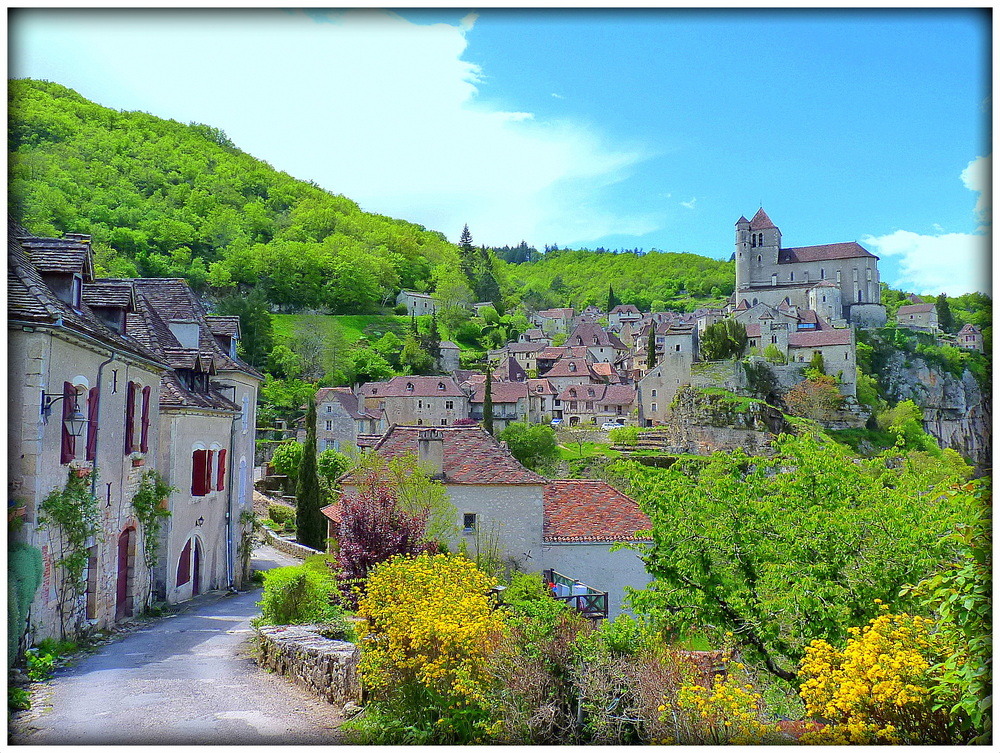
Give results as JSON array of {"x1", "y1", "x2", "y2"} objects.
[
  {"x1": 355, "y1": 553, "x2": 506, "y2": 743},
  {"x1": 798, "y1": 604, "x2": 954, "y2": 744},
  {"x1": 668, "y1": 670, "x2": 781, "y2": 744}
]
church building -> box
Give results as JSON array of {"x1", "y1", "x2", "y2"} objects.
[{"x1": 733, "y1": 208, "x2": 887, "y2": 328}]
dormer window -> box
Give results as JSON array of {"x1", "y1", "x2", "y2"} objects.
[
  {"x1": 587, "y1": 388, "x2": 595, "y2": 397},
  {"x1": 569, "y1": 388, "x2": 577, "y2": 397},
  {"x1": 406, "y1": 382, "x2": 414, "y2": 392},
  {"x1": 438, "y1": 382, "x2": 445, "y2": 391},
  {"x1": 568, "y1": 362, "x2": 577, "y2": 372}
]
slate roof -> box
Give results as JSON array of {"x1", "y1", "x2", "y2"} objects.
[
  {"x1": 204, "y1": 315, "x2": 241, "y2": 337},
  {"x1": 342, "y1": 425, "x2": 546, "y2": 486},
  {"x1": 8, "y1": 225, "x2": 165, "y2": 368},
  {"x1": 360, "y1": 375, "x2": 466, "y2": 398},
  {"x1": 19, "y1": 235, "x2": 95, "y2": 277},
  {"x1": 82, "y1": 281, "x2": 135, "y2": 309},
  {"x1": 777, "y1": 242, "x2": 876, "y2": 264},
  {"x1": 543, "y1": 479, "x2": 651, "y2": 543}
]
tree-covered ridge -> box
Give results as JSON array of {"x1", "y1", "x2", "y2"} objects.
[
  {"x1": 503, "y1": 247, "x2": 735, "y2": 312},
  {"x1": 9, "y1": 78, "x2": 457, "y2": 312}
]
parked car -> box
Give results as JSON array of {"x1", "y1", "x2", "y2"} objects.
[{"x1": 601, "y1": 421, "x2": 624, "y2": 430}]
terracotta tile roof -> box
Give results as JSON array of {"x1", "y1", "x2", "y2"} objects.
[
  {"x1": 958, "y1": 324, "x2": 981, "y2": 335},
  {"x1": 320, "y1": 502, "x2": 341, "y2": 523},
  {"x1": 536, "y1": 345, "x2": 590, "y2": 361},
  {"x1": 527, "y1": 378, "x2": 557, "y2": 395},
  {"x1": 536, "y1": 307, "x2": 575, "y2": 319},
  {"x1": 543, "y1": 479, "x2": 651, "y2": 542},
  {"x1": 544, "y1": 358, "x2": 603, "y2": 380},
  {"x1": 797, "y1": 309, "x2": 819, "y2": 324},
  {"x1": 735, "y1": 299, "x2": 750, "y2": 311},
  {"x1": 778, "y1": 242, "x2": 875, "y2": 263},
  {"x1": 610, "y1": 304, "x2": 641, "y2": 315},
  {"x1": 470, "y1": 380, "x2": 528, "y2": 404},
  {"x1": 897, "y1": 303, "x2": 936, "y2": 315},
  {"x1": 788, "y1": 318, "x2": 852, "y2": 348},
  {"x1": 342, "y1": 425, "x2": 546, "y2": 485},
  {"x1": 745, "y1": 323, "x2": 761, "y2": 337},
  {"x1": 558, "y1": 383, "x2": 635, "y2": 405},
  {"x1": 494, "y1": 356, "x2": 527, "y2": 382},
  {"x1": 360, "y1": 375, "x2": 467, "y2": 398},
  {"x1": 316, "y1": 386, "x2": 376, "y2": 420},
  {"x1": 749, "y1": 208, "x2": 776, "y2": 230}
]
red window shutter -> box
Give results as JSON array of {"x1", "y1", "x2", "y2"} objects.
[
  {"x1": 176, "y1": 539, "x2": 191, "y2": 585},
  {"x1": 205, "y1": 450, "x2": 215, "y2": 494},
  {"x1": 191, "y1": 450, "x2": 207, "y2": 495},
  {"x1": 86, "y1": 386, "x2": 100, "y2": 461},
  {"x1": 60, "y1": 382, "x2": 76, "y2": 464},
  {"x1": 217, "y1": 449, "x2": 227, "y2": 491},
  {"x1": 139, "y1": 386, "x2": 151, "y2": 453},
  {"x1": 124, "y1": 381, "x2": 136, "y2": 454}
]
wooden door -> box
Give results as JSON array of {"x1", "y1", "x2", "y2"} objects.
[{"x1": 115, "y1": 529, "x2": 133, "y2": 620}]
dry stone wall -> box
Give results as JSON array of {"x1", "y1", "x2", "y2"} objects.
[{"x1": 256, "y1": 624, "x2": 361, "y2": 707}]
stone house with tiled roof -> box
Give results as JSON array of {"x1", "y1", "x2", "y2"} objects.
[
  {"x1": 9, "y1": 224, "x2": 170, "y2": 643},
  {"x1": 395, "y1": 290, "x2": 438, "y2": 316},
  {"x1": 542, "y1": 479, "x2": 653, "y2": 617},
  {"x1": 565, "y1": 321, "x2": 629, "y2": 364},
  {"x1": 896, "y1": 302, "x2": 939, "y2": 333},
  {"x1": 733, "y1": 208, "x2": 886, "y2": 328},
  {"x1": 359, "y1": 375, "x2": 470, "y2": 427},
  {"x1": 557, "y1": 383, "x2": 636, "y2": 426},
  {"x1": 128, "y1": 277, "x2": 262, "y2": 605},
  {"x1": 957, "y1": 323, "x2": 983, "y2": 352},
  {"x1": 313, "y1": 387, "x2": 384, "y2": 453},
  {"x1": 469, "y1": 380, "x2": 529, "y2": 431},
  {"x1": 530, "y1": 307, "x2": 576, "y2": 336},
  {"x1": 339, "y1": 425, "x2": 651, "y2": 617}
]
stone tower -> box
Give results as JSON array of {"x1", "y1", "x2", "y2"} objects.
[{"x1": 734, "y1": 215, "x2": 751, "y2": 291}]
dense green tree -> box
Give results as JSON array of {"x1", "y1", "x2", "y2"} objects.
[
  {"x1": 483, "y1": 368, "x2": 494, "y2": 435},
  {"x1": 351, "y1": 347, "x2": 394, "y2": 383},
  {"x1": 699, "y1": 318, "x2": 748, "y2": 361},
  {"x1": 400, "y1": 333, "x2": 433, "y2": 375},
  {"x1": 935, "y1": 293, "x2": 955, "y2": 333},
  {"x1": 295, "y1": 401, "x2": 325, "y2": 550},
  {"x1": 214, "y1": 289, "x2": 274, "y2": 368},
  {"x1": 623, "y1": 435, "x2": 977, "y2": 681},
  {"x1": 497, "y1": 422, "x2": 559, "y2": 472}
]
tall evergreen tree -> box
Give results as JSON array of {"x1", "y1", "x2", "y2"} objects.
[
  {"x1": 458, "y1": 224, "x2": 477, "y2": 285},
  {"x1": 295, "y1": 400, "x2": 325, "y2": 550},
  {"x1": 426, "y1": 311, "x2": 442, "y2": 365},
  {"x1": 607, "y1": 284, "x2": 620, "y2": 312},
  {"x1": 935, "y1": 293, "x2": 955, "y2": 332},
  {"x1": 483, "y1": 366, "x2": 494, "y2": 435},
  {"x1": 646, "y1": 325, "x2": 657, "y2": 368}
]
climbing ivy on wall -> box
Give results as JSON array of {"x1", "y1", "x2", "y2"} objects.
[
  {"x1": 131, "y1": 470, "x2": 174, "y2": 569},
  {"x1": 38, "y1": 469, "x2": 101, "y2": 638}
]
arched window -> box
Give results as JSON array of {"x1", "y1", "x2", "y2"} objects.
[
  {"x1": 858, "y1": 290, "x2": 863, "y2": 303},
  {"x1": 820, "y1": 268, "x2": 825, "y2": 280},
  {"x1": 757, "y1": 255, "x2": 762, "y2": 266},
  {"x1": 751, "y1": 234, "x2": 757, "y2": 247}
]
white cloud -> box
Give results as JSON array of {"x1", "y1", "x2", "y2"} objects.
[
  {"x1": 861, "y1": 155, "x2": 991, "y2": 296},
  {"x1": 11, "y1": 8, "x2": 655, "y2": 247},
  {"x1": 551, "y1": 93, "x2": 564, "y2": 99},
  {"x1": 960, "y1": 154, "x2": 991, "y2": 228},
  {"x1": 680, "y1": 197, "x2": 697, "y2": 209}
]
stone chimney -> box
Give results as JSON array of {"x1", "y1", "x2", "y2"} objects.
[{"x1": 417, "y1": 429, "x2": 445, "y2": 478}]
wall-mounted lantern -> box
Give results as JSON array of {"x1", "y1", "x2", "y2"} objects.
[{"x1": 40, "y1": 390, "x2": 89, "y2": 437}]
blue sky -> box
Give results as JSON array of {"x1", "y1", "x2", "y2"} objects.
[{"x1": 9, "y1": 8, "x2": 991, "y2": 295}]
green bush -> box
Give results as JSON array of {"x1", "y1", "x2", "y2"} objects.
[
  {"x1": 8, "y1": 686, "x2": 30, "y2": 711},
  {"x1": 8, "y1": 542, "x2": 43, "y2": 668},
  {"x1": 257, "y1": 564, "x2": 342, "y2": 626},
  {"x1": 268, "y1": 504, "x2": 295, "y2": 525},
  {"x1": 608, "y1": 425, "x2": 638, "y2": 447}
]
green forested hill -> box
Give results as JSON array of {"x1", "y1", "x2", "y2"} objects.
[{"x1": 9, "y1": 78, "x2": 456, "y2": 312}]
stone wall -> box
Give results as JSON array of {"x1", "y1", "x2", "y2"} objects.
[
  {"x1": 262, "y1": 527, "x2": 322, "y2": 558},
  {"x1": 256, "y1": 624, "x2": 361, "y2": 707}
]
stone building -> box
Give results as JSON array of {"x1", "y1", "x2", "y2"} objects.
[
  {"x1": 564, "y1": 321, "x2": 629, "y2": 364},
  {"x1": 338, "y1": 426, "x2": 650, "y2": 618},
  {"x1": 359, "y1": 375, "x2": 470, "y2": 427},
  {"x1": 733, "y1": 208, "x2": 887, "y2": 328},
  {"x1": 9, "y1": 225, "x2": 169, "y2": 642},
  {"x1": 895, "y1": 302, "x2": 939, "y2": 332},
  {"x1": 530, "y1": 307, "x2": 576, "y2": 335},
  {"x1": 314, "y1": 387, "x2": 384, "y2": 452},
  {"x1": 468, "y1": 380, "x2": 530, "y2": 432},
  {"x1": 556, "y1": 383, "x2": 635, "y2": 426},
  {"x1": 129, "y1": 278, "x2": 262, "y2": 604},
  {"x1": 957, "y1": 323, "x2": 983, "y2": 352},
  {"x1": 395, "y1": 290, "x2": 438, "y2": 316}
]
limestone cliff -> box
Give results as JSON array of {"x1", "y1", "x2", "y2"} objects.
[{"x1": 876, "y1": 351, "x2": 991, "y2": 471}]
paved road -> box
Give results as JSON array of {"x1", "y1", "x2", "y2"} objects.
[{"x1": 10, "y1": 546, "x2": 347, "y2": 745}]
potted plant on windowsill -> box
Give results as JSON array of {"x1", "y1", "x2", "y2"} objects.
[
  {"x1": 69, "y1": 460, "x2": 93, "y2": 478},
  {"x1": 129, "y1": 451, "x2": 145, "y2": 468}
]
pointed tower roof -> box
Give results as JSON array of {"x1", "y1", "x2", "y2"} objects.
[
  {"x1": 749, "y1": 208, "x2": 777, "y2": 230},
  {"x1": 735, "y1": 215, "x2": 750, "y2": 226}
]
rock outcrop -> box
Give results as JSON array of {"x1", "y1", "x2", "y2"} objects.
[{"x1": 877, "y1": 352, "x2": 991, "y2": 472}]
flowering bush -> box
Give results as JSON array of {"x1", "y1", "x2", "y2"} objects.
[
  {"x1": 798, "y1": 604, "x2": 954, "y2": 744},
  {"x1": 354, "y1": 553, "x2": 506, "y2": 743},
  {"x1": 667, "y1": 665, "x2": 780, "y2": 744}
]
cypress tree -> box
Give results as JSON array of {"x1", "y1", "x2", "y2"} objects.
[
  {"x1": 607, "y1": 284, "x2": 620, "y2": 312},
  {"x1": 295, "y1": 400, "x2": 324, "y2": 550},
  {"x1": 935, "y1": 293, "x2": 955, "y2": 332},
  {"x1": 483, "y1": 366, "x2": 494, "y2": 435},
  {"x1": 646, "y1": 325, "x2": 657, "y2": 368}
]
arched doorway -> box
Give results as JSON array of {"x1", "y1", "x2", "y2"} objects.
[
  {"x1": 192, "y1": 538, "x2": 202, "y2": 596},
  {"x1": 115, "y1": 527, "x2": 136, "y2": 620}
]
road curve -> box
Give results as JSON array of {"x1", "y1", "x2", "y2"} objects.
[{"x1": 10, "y1": 546, "x2": 347, "y2": 745}]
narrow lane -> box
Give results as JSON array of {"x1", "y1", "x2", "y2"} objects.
[{"x1": 10, "y1": 545, "x2": 346, "y2": 745}]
